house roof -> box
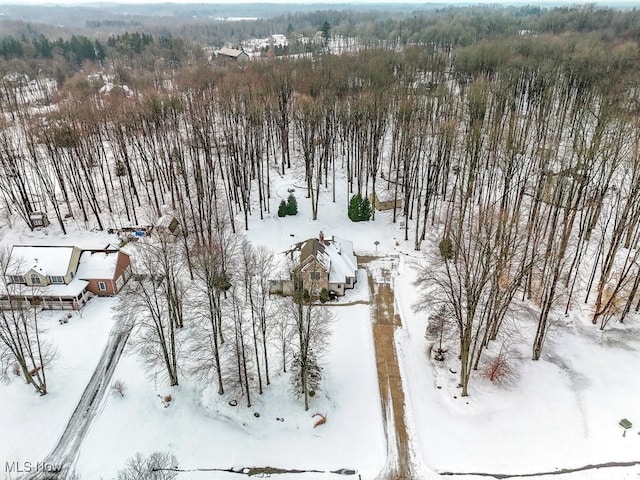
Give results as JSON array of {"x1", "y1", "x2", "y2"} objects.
[
  {"x1": 41, "y1": 278, "x2": 89, "y2": 298},
  {"x1": 293, "y1": 235, "x2": 357, "y2": 284},
  {"x1": 0, "y1": 278, "x2": 88, "y2": 298},
  {"x1": 76, "y1": 250, "x2": 124, "y2": 280},
  {"x1": 327, "y1": 236, "x2": 357, "y2": 283},
  {"x1": 7, "y1": 246, "x2": 75, "y2": 277},
  {"x1": 217, "y1": 47, "x2": 247, "y2": 58}
]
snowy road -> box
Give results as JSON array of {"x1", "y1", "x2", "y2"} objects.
[{"x1": 21, "y1": 324, "x2": 131, "y2": 480}]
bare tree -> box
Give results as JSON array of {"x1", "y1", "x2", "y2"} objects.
[
  {"x1": 0, "y1": 250, "x2": 53, "y2": 395},
  {"x1": 120, "y1": 236, "x2": 186, "y2": 386},
  {"x1": 188, "y1": 212, "x2": 239, "y2": 396},
  {"x1": 285, "y1": 276, "x2": 332, "y2": 410},
  {"x1": 115, "y1": 451, "x2": 178, "y2": 480}
]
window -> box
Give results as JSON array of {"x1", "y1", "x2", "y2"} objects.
[
  {"x1": 30, "y1": 275, "x2": 41, "y2": 285},
  {"x1": 98, "y1": 281, "x2": 107, "y2": 291},
  {"x1": 9, "y1": 275, "x2": 25, "y2": 284},
  {"x1": 337, "y1": 284, "x2": 341, "y2": 289},
  {"x1": 50, "y1": 276, "x2": 64, "y2": 284},
  {"x1": 310, "y1": 271, "x2": 320, "y2": 280}
]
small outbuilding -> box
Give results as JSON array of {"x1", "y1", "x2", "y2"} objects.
[{"x1": 29, "y1": 211, "x2": 50, "y2": 229}]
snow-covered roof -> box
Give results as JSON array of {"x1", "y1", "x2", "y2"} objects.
[
  {"x1": 217, "y1": 47, "x2": 247, "y2": 58},
  {"x1": 7, "y1": 246, "x2": 76, "y2": 277},
  {"x1": 328, "y1": 236, "x2": 357, "y2": 283},
  {"x1": 0, "y1": 278, "x2": 88, "y2": 298},
  {"x1": 76, "y1": 251, "x2": 121, "y2": 280},
  {"x1": 295, "y1": 235, "x2": 357, "y2": 284},
  {"x1": 42, "y1": 278, "x2": 89, "y2": 298}
]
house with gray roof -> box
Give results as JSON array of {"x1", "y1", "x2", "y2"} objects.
[
  {"x1": 216, "y1": 47, "x2": 249, "y2": 61},
  {"x1": 271, "y1": 232, "x2": 357, "y2": 297}
]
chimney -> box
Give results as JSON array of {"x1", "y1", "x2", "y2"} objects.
[{"x1": 319, "y1": 230, "x2": 325, "y2": 244}]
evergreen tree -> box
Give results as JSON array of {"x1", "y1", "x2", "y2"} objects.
[
  {"x1": 291, "y1": 350, "x2": 323, "y2": 400},
  {"x1": 348, "y1": 194, "x2": 362, "y2": 222},
  {"x1": 319, "y1": 288, "x2": 329, "y2": 303},
  {"x1": 278, "y1": 200, "x2": 288, "y2": 217},
  {"x1": 358, "y1": 196, "x2": 372, "y2": 221},
  {"x1": 286, "y1": 194, "x2": 298, "y2": 215}
]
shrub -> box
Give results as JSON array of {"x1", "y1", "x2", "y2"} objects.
[
  {"x1": 480, "y1": 345, "x2": 518, "y2": 388},
  {"x1": 286, "y1": 194, "x2": 298, "y2": 215},
  {"x1": 277, "y1": 200, "x2": 288, "y2": 217},
  {"x1": 116, "y1": 451, "x2": 178, "y2": 480},
  {"x1": 111, "y1": 379, "x2": 128, "y2": 397},
  {"x1": 319, "y1": 288, "x2": 329, "y2": 303},
  {"x1": 438, "y1": 238, "x2": 454, "y2": 260}
]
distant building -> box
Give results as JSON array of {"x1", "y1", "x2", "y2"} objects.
[
  {"x1": 271, "y1": 34, "x2": 288, "y2": 46},
  {"x1": 215, "y1": 47, "x2": 249, "y2": 61}
]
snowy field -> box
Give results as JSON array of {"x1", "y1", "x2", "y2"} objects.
[
  {"x1": 74, "y1": 302, "x2": 384, "y2": 480},
  {"x1": 2, "y1": 163, "x2": 640, "y2": 479}
]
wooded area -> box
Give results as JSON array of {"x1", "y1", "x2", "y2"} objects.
[{"x1": 2, "y1": 4, "x2": 640, "y2": 397}]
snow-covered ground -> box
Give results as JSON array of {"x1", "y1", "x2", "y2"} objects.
[
  {"x1": 0, "y1": 298, "x2": 115, "y2": 474},
  {"x1": 2, "y1": 163, "x2": 640, "y2": 480},
  {"x1": 74, "y1": 301, "x2": 384, "y2": 480},
  {"x1": 395, "y1": 255, "x2": 640, "y2": 479}
]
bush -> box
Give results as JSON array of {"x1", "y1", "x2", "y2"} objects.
[
  {"x1": 277, "y1": 200, "x2": 288, "y2": 217},
  {"x1": 111, "y1": 379, "x2": 127, "y2": 397},
  {"x1": 286, "y1": 194, "x2": 298, "y2": 215},
  {"x1": 319, "y1": 288, "x2": 329, "y2": 303},
  {"x1": 116, "y1": 451, "x2": 178, "y2": 480},
  {"x1": 438, "y1": 238, "x2": 454, "y2": 260},
  {"x1": 480, "y1": 345, "x2": 518, "y2": 388}
]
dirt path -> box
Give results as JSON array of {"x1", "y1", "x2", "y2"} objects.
[
  {"x1": 22, "y1": 324, "x2": 131, "y2": 480},
  {"x1": 359, "y1": 256, "x2": 412, "y2": 480}
]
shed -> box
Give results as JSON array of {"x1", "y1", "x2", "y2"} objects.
[{"x1": 29, "y1": 211, "x2": 50, "y2": 228}]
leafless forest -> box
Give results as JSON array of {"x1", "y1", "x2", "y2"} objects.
[{"x1": 2, "y1": 5, "x2": 640, "y2": 396}]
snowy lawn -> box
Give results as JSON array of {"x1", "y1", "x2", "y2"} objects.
[
  {"x1": 74, "y1": 304, "x2": 385, "y2": 480},
  {"x1": 394, "y1": 253, "x2": 640, "y2": 479},
  {"x1": 0, "y1": 298, "x2": 116, "y2": 469}
]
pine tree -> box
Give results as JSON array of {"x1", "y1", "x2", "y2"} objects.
[
  {"x1": 278, "y1": 200, "x2": 288, "y2": 217},
  {"x1": 286, "y1": 194, "x2": 298, "y2": 215},
  {"x1": 348, "y1": 194, "x2": 362, "y2": 222},
  {"x1": 358, "y1": 196, "x2": 372, "y2": 221}
]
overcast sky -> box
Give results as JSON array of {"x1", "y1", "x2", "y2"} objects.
[
  {"x1": 0, "y1": 0, "x2": 626, "y2": 7},
  {"x1": 0, "y1": 0, "x2": 539, "y2": 5}
]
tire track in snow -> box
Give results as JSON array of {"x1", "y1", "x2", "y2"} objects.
[{"x1": 20, "y1": 324, "x2": 132, "y2": 480}]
